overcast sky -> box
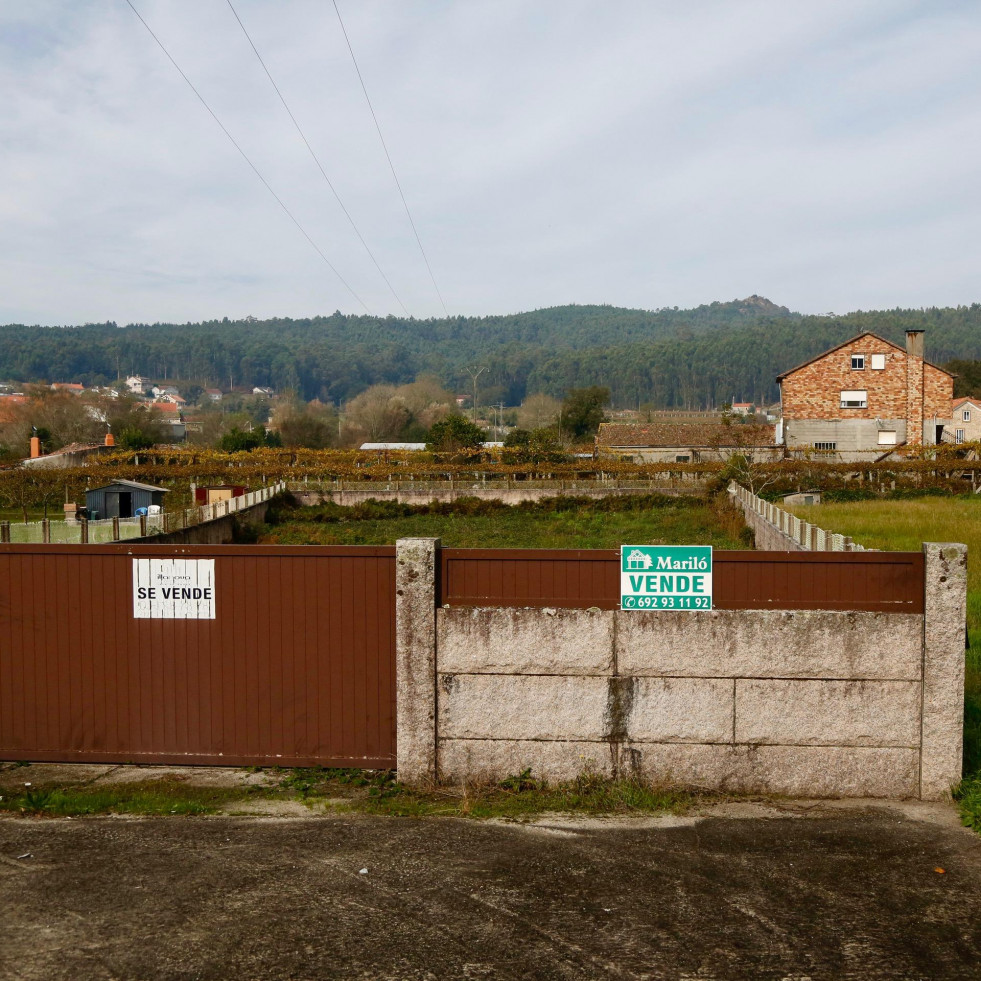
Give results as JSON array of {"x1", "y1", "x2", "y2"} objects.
[{"x1": 1, "y1": 1, "x2": 980, "y2": 325}]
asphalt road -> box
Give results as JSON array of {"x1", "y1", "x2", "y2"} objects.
[{"x1": 1, "y1": 806, "x2": 979, "y2": 980}]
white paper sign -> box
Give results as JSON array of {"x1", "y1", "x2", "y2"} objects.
[{"x1": 132, "y1": 558, "x2": 216, "y2": 619}]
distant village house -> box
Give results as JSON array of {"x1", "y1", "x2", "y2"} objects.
[{"x1": 596, "y1": 422, "x2": 778, "y2": 463}]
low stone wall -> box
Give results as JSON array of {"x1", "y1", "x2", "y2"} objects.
[
  {"x1": 133, "y1": 500, "x2": 272, "y2": 546},
  {"x1": 729, "y1": 482, "x2": 861, "y2": 552},
  {"x1": 740, "y1": 502, "x2": 806, "y2": 551},
  {"x1": 395, "y1": 539, "x2": 966, "y2": 800},
  {"x1": 290, "y1": 482, "x2": 702, "y2": 508}
]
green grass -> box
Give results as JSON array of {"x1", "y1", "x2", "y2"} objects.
[
  {"x1": 256, "y1": 494, "x2": 753, "y2": 550},
  {"x1": 0, "y1": 767, "x2": 702, "y2": 820},
  {"x1": 0, "y1": 509, "x2": 50, "y2": 523},
  {"x1": 789, "y1": 496, "x2": 981, "y2": 830},
  {"x1": 0, "y1": 778, "x2": 264, "y2": 816}
]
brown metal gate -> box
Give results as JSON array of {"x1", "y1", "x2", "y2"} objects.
[{"x1": 0, "y1": 544, "x2": 396, "y2": 767}]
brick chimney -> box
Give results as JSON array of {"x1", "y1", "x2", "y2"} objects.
[{"x1": 905, "y1": 330, "x2": 925, "y2": 445}]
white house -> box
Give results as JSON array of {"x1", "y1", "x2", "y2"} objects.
[{"x1": 950, "y1": 398, "x2": 981, "y2": 443}]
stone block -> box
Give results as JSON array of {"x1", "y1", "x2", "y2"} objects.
[
  {"x1": 620, "y1": 743, "x2": 919, "y2": 798},
  {"x1": 921, "y1": 543, "x2": 967, "y2": 799},
  {"x1": 438, "y1": 674, "x2": 609, "y2": 741},
  {"x1": 395, "y1": 538, "x2": 439, "y2": 784},
  {"x1": 437, "y1": 607, "x2": 614, "y2": 675},
  {"x1": 735, "y1": 679, "x2": 921, "y2": 747},
  {"x1": 629, "y1": 678, "x2": 734, "y2": 743},
  {"x1": 616, "y1": 609, "x2": 921, "y2": 680},
  {"x1": 439, "y1": 738, "x2": 613, "y2": 783}
]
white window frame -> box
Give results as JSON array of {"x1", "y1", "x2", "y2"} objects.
[
  {"x1": 956, "y1": 429, "x2": 965, "y2": 444},
  {"x1": 840, "y1": 390, "x2": 867, "y2": 408},
  {"x1": 851, "y1": 354, "x2": 865, "y2": 370},
  {"x1": 870, "y1": 353, "x2": 886, "y2": 370},
  {"x1": 877, "y1": 431, "x2": 897, "y2": 446},
  {"x1": 964, "y1": 409, "x2": 971, "y2": 422}
]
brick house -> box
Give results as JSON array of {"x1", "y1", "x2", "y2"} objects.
[{"x1": 777, "y1": 330, "x2": 954, "y2": 459}]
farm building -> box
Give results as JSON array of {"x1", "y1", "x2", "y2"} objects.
[
  {"x1": 85, "y1": 480, "x2": 169, "y2": 520},
  {"x1": 595, "y1": 422, "x2": 779, "y2": 463}
]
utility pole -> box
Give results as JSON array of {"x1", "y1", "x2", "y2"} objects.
[
  {"x1": 493, "y1": 401, "x2": 505, "y2": 439},
  {"x1": 464, "y1": 366, "x2": 486, "y2": 425}
]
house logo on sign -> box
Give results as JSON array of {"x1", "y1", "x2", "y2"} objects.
[
  {"x1": 625, "y1": 549, "x2": 654, "y2": 570},
  {"x1": 132, "y1": 558, "x2": 216, "y2": 619}
]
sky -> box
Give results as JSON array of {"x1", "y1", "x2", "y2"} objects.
[{"x1": 1, "y1": 0, "x2": 980, "y2": 325}]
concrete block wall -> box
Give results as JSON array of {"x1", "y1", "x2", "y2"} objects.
[
  {"x1": 395, "y1": 539, "x2": 967, "y2": 800},
  {"x1": 729, "y1": 482, "x2": 861, "y2": 552}
]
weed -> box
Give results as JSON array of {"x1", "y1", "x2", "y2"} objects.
[
  {"x1": 259, "y1": 493, "x2": 750, "y2": 550},
  {"x1": 955, "y1": 777, "x2": 981, "y2": 832},
  {"x1": 499, "y1": 768, "x2": 539, "y2": 792}
]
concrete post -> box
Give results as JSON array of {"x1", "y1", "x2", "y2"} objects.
[
  {"x1": 395, "y1": 537, "x2": 440, "y2": 784},
  {"x1": 920, "y1": 542, "x2": 967, "y2": 799}
]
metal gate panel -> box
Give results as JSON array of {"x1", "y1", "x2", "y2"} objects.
[{"x1": 0, "y1": 544, "x2": 396, "y2": 767}]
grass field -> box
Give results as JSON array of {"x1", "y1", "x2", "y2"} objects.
[
  {"x1": 790, "y1": 496, "x2": 981, "y2": 830},
  {"x1": 255, "y1": 494, "x2": 752, "y2": 550}
]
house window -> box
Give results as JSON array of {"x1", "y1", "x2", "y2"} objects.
[
  {"x1": 840, "y1": 390, "x2": 867, "y2": 408},
  {"x1": 675, "y1": 455, "x2": 690, "y2": 463},
  {"x1": 813, "y1": 442, "x2": 837, "y2": 451},
  {"x1": 877, "y1": 431, "x2": 897, "y2": 446},
  {"x1": 964, "y1": 410, "x2": 971, "y2": 422},
  {"x1": 870, "y1": 353, "x2": 886, "y2": 370},
  {"x1": 851, "y1": 355, "x2": 865, "y2": 370},
  {"x1": 956, "y1": 429, "x2": 965, "y2": 443}
]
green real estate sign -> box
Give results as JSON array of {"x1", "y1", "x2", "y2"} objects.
[{"x1": 620, "y1": 545, "x2": 713, "y2": 610}]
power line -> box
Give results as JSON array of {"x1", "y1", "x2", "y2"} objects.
[
  {"x1": 225, "y1": 0, "x2": 409, "y2": 317},
  {"x1": 124, "y1": 0, "x2": 371, "y2": 314},
  {"x1": 332, "y1": 0, "x2": 449, "y2": 317}
]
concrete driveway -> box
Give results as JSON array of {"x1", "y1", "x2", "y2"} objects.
[{"x1": 1, "y1": 802, "x2": 979, "y2": 980}]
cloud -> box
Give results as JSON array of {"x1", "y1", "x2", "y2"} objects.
[{"x1": 0, "y1": 0, "x2": 979, "y2": 324}]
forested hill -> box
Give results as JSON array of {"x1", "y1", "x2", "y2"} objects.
[{"x1": 2, "y1": 298, "x2": 980, "y2": 408}]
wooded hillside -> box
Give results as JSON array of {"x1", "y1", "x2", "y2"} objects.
[{"x1": 3, "y1": 297, "x2": 981, "y2": 408}]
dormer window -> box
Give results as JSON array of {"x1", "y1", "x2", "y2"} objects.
[{"x1": 851, "y1": 355, "x2": 865, "y2": 370}]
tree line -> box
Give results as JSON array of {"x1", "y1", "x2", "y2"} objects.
[{"x1": 3, "y1": 299, "x2": 981, "y2": 409}]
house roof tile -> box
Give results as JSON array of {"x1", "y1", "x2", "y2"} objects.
[{"x1": 596, "y1": 422, "x2": 776, "y2": 448}]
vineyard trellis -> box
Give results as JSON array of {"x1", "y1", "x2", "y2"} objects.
[{"x1": 0, "y1": 446, "x2": 980, "y2": 512}]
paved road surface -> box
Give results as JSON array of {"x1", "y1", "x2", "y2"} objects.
[{"x1": 1, "y1": 805, "x2": 979, "y2": 980}]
